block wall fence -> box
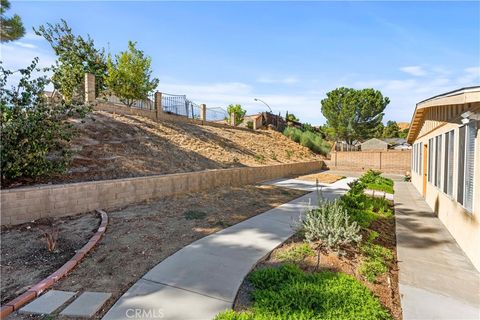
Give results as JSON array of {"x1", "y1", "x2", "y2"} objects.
[
  {"x1": 1, "y1": 161, "x2": 323, "y2": 226},
  {"x1": 324, "y1": 150, "x2": 411, "y2": 174}
]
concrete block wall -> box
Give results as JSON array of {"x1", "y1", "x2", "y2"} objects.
[
  {"x1": 1, "y1": 161, "x2": 323, "y2": 226},
  {"x1": 325, "y1": 150, "x2": 411, "y2": 174}
]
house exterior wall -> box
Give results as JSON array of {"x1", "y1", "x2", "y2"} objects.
[{"x1": 411, "y1": 121, "x2": 480, "y2": 271}]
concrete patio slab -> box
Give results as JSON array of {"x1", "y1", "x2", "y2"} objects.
[
  {"x1": 102, "y1": 178, "x2": 351, "y2": 320},
  {"x1": 19, "y1": 290, "x2": 76, "y2": 315},
  {"x1": 60, "y1": 292, "x2": 112, "y2": 318},
  {"x1": 102, "y1": 279, "x2": 230, "y2": 320},
  {"x1": 394, "y1": 182, "x2": 480, "y2": 319}
]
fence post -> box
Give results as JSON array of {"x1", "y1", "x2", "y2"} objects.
[
  {"x1": 84, "y1": 73, "x2": 95, "y2": 104},
  {"x1": 379, "y1": 152, "x2": 382, "y2": 170},
  {"x1": 155, "y1": 91, "x2": 162, "y2": 121},
  {"x1": 200, "y1": 104, "x2": 207, "y2": 123},
  {"x1": 230, "y1": 112, "x2": 236, "y2": 126}
]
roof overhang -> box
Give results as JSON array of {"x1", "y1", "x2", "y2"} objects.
[{"x1": 407, "y1": 86, "x2": 480, "y2": 143}]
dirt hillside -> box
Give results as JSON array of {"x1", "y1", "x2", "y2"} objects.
[{"x1": 14, "y1": 111, "x2": 320, "y2": 187}]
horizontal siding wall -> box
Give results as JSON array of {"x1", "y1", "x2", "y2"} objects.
[{"x1": 1, "y1": 161, "x2": 323, "y2": 226}]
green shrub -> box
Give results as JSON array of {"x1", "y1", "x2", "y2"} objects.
[
  {"x1": 302, "y1": 199, "x2": 361, "y2": 254},
  {"x1": 274, "y1": 243, "x2": 315, "y2": 263},
  {"x1": 1, "y1": 59, "x2": 90, "y2": 184},
  {"x1": 283, "y1": 127, "x2": 331, "y2": 156},
  {"x1": 184, "y1": 210, "x2": 207, "y2": 220},
  {"x1": 360, "y1": 170, "x2": 394, "y2": 194},
  {"x1": 215, "y1": 265, "x2": 391, "y2": 320},
  {"x1": 246, "y1": 121, "x2": 254, "y2": 129}
]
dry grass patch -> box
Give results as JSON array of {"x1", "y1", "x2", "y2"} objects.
[
  {"x1": 35, "y1": 184, "x2": 307, "y2": 319},
  {"x1": 295, "y1": 172, "x2": 345, "y2": 184}
]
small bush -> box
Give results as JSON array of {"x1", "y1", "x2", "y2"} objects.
[
  {"x1": 246, "y1": 121, "x2": 254, "y2": 129},
  {"x1": 360, "y1": 170, "x2": 394, "y2": 194},
  {"x1": 184, "y1": 210, "x2": 207, "y2": 220},
  {"x1": 215, "y1": 265, "x2": 391, "y2": 320},
  {"x1": 254, "y1": 154, "x2": 266, "y2": 163},
  {"x1": 302, "y1": 199, "x2": 361, "y2": 253},
  {"x1": 274, "y1": 243, "x2": 315, "y2": 263},
  {"x1": 283, "y1": 127, "x2": 331, "y2": 156},
  {"x1": 1, "y1": 59, "x2": 90, "y2": 184}
]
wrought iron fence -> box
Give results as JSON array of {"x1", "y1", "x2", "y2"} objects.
[
  {"x1": 206, "y1": 107, "x2": 228, "y2": 122},
  {"x1": 104, "y1": 93, "x2": 155, "y2": 110},
  {"x1": 162, "y1": 93, "x2": 204, "y2": 119}
]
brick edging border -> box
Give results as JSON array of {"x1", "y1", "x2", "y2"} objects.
[{"x1": 0, "y1": 209, "x2": 109, "y2": 319}]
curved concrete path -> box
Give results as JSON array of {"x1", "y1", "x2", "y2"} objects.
[{"x1": 102, "y1": 178, "x2": 354, "y2": 320}]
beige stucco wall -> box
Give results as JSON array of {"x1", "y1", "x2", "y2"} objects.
[
  {"x1": 325, "y1": 150, "x2": 411, "y2": 174},
  {"x1": 0, "y1": 160, "x2": 323, "y2": 226},
  {"x1": 411, "y1": 122, "x2": 480, "y2": 271}
]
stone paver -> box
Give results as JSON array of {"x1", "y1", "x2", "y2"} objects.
[
  {"x1": 394, "y1": 182, "x2": 480, "y2": 320},
  {"x1": 103, "y1": 178, "x2": 352, "y2": 320},
  {"x1": 60, "y1": 292, "x2": 112, "y2": 318},
  {"x1": 19, "y1": 290, "x2": 76, "y2": 315}
]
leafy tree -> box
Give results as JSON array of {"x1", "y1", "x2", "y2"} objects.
[
  {"x1": 34, "y1": 20, "x2": 107, "y2": 104},
  {"x1": 398, "y1": 128, "x2": 409, "y2": 139},
  {"x1": 321, "y1": 87, "x2": 389, "y2": 144},
  {"x1": 105, "y1": 41, "x2": 159, "y2": 108},
  {"x1": 0, "y1": 59, "x2": 90, "y2": 184},
  {"x1": 286, "y1": 113, "x2": 299, "y2": 122},
  {"x1": 0, "y1": 0, "x2": 25, "y2": 42},
  {"x1": 383, "y1": 120, "x2": 400, "y2": 138},
  {"x1": 226, "y1": 104, "x2": 246, "y2": 125},
  {"x1": 373, "y1": 122, "x2": 385, "y2": 138}
]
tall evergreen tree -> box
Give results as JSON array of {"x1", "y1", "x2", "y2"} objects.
[
  {"x1": 321, "y1": 87, "x2": 389, "y2": 144},
  {"x1": 0, "y1": 0, "x2": 25, "y2": 42}
]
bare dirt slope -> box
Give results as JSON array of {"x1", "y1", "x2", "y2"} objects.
[{"x1": 15, "y1": 111, "x2": 319, "y2": 187}]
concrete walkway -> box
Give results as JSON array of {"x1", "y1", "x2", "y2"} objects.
[
  {"x1": 102, "y1": 178, "x2": 353, "y2": 320},
  {"x1": 394, "y1": 182, "x2": 480, "y2": 320}
]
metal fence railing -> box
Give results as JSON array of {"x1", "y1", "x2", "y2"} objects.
[
  {"x1": 206, "y1": 107, "x2": 228, "y2": 122},
  {"x1": 104, "y1": 93, "x2": 155, "y2": 110},
  {"x1": 162, "y1": 93, "x2": 204, "y2": 119}
]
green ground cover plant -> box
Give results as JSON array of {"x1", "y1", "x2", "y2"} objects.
[
  {"x1": 273, "y1": 243, "x2": 315, "y2": 264},
  {"x1": 215, "y1": 264, "x2": 391, "y2": 320},
  {"x1": 360, "y1": 170, "x2": 394, "y2": 194},
  {"x1": 358, "y1": 231, "x2": 394, "y2": 282}
]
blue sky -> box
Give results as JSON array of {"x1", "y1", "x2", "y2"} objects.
[{"x1": 2, "y1": 1, "x2": 479, "y2": 125}]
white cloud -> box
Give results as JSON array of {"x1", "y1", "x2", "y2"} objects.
[
  {"x1": 158, "y1": 79, "x2": 326, "y2": 124},
  {"x1": 457, "y1": 67, "x2": 480, "y2": 85},
  {"x1": 400, "y1": 66, "x2": 427, "y2": 77},
  {"x1": 13, "y1": 42, "x2": 37, "y2": 49},
  {"x1": 256, "y1": 76, "x2": 299, "y2": 84}
]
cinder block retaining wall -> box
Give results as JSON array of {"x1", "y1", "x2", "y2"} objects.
[
  {"x1": 324, "y1": 150, "x2": 411, "y2": 174},
  {"x1": 1, "y1": 161, "x2": 323, "y2": 226}
]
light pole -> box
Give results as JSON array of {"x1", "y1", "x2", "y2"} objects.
[{"x1": 253, "y1": 98, "x2": 272, "y2": 113}]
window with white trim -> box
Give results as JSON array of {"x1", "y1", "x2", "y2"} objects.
[
  {"x1": 434, "y1": 135, "x2": 442, "y2": 188},
  {"x1": 427, "y1": 138, "x2": 433, "y2": 183},
  {"x1": 458, "y1": 122, "x2": 476, "y2": 212},
  {"x1": 443, "y1": 130, "x2": 454, "y2": 196}
]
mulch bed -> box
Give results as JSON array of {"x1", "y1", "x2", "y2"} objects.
[
  {"x1": 3, "y1": 184, "x2": 306, "y2": 320},
  {"x1": 233, "y1": 208, "x2": 402, "y2": 320},
  {"x1": 1, "y1": 213, "x2": 100, "y2": 305}
]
